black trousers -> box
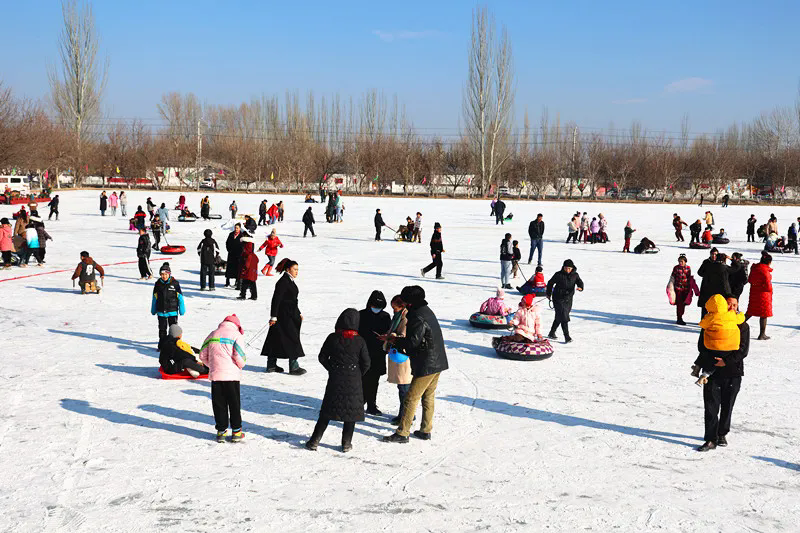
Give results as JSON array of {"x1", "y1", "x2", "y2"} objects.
[
  {"x1": 2, "y1": 250, "x2": 10, "y2": 265},
  {"x1": 138, "y1": 256, "x2": 152, "y2": 278},
  {"x1": 309, "y1": 417, "x2": 355, "y2": 446},
  {"x1": 691, "y1": 231, "x2": 700, "y2": 243},
  {"x1": 200, "y1": 263, "x2": 215, "y2": 289},
  {"x1": 703, "y1": 376, "x2": 741, "y2": 442},
  {"x1": 550, "y1": 317, "x2": 570, "y2": 338},
  {"x1": 157, "y1": 315, "x2": 178, "y2": 350},
  {"x1": 747, "y1": 233, "x2": 754, "y2": 242},
  {"x1": 49, "y1": 208, "x2": 58, "y2": 220},
  {"x1": 495, "y1": 213, "x2": 504, "y2": 225},
  {"x1": 566, "y1": 232, "x2": 578, "y2": 243},
  {"x1": 258, "y1": 213, "x2": 267, "y2": 225},
  {"x1": 152, "y1": 232, "x2": 161, "y2": 249},
  {"x1": 239, "y1": 279, "x2": 257, "y2": 299},
  {"x1": 362, "y1": 369, "x2": 381, "y2": 409},
  {"x1": 304, "y1": 223, "x2": 315, "y2": 237},
  {"x1": 422, "y1": 252, "x2": 443, "y2": 278},
  {"x1": 375, "y1": 226, "x2": 382, "y2": 240},
  {"x1": 211, "y1": 381, "x2": 242, "y2": 432}
]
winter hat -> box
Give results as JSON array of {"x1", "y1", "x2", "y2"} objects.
[
  {"x1": 535, "y1": 265, "x2": 543, "y2": 273},
  {"x1": 400, "y1": 285, "x2": 427, "y2": 308},
  {"x1": 626, "y1": 221, "x2": 632, "y2": 228},
  {"x1": 224, "y1": 314, "x2": 244, "y2": 334},
  {"x1": 562, "y1": 259, "x2": 576, "y2": 269},
  {"x1": 159, "y1": 262, "x2": 171, "y2": 274},
  {"x1": 204, "y1": 229, "x2": 212, "y2": 237},
  {"x1": 434, "y1": 222, "x2": 442, "y2": 229},
  {"x1": 496, "y1": 287, "x2": 505, "y2": 298},
  {"x1": 522, "y1": 293, "x2": 535, "y2": 307},
  {"x1": 0, "y1": 218, "x2": 8, "y2": 225},
  {"x1": 168, "y1": 324, "x2": 182, "y2": 338},
  {"x1": 367, "y1": 290, "x2": 387, "y2": 309}
]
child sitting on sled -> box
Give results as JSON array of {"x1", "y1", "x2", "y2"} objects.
[
  {"x1": 517, "y1": 266, "x2": 547, "y2": 295},
  {"x1": 504, "y1": 294, "x2": 542, "y2": 343},
  {"x1": 692, "y1": 294, "x2": 745, "y2": 386},
  {"x1": 159, "y1": 324, "x2": 209, "y2": 378},
  {"x1": 480, "y1": 287, "x2": 513, "y2": 316}
]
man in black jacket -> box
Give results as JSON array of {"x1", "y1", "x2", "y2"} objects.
[
  {"x1": 197, "y1": 228, "x2": 219, "y2": 291},
  {"x1": 696, "y1": 320, "x2": 749, "y2": 451},
  {"x1": 258, "y1": 200, "x2": 268, "y2": 226},
  {"x1": 47, "y1": 195, "x2": 59, "y2": 221},
  {"x1": 689, "y1": 219, "x2": 703, "y2": 243},
  {"x1": 727, "y1": 253, "x2": 748, "y2": 301},
  {"x1": 546, "y1": 259, "x2": 584, "y2": 343},
  {"x1": 528, "y1": 213, "x2": 544, "y2": 266},
  {"x1": 746, "y1": 214, "x2": 757, "y2": 242},
  {"x1": 383, "y1": 285, "x2": 448, "y2": 443},
  {"x1": 495, "y1": 198, "x2": 506, "y2": 225},
  {"x1": 137, "y1": 228, "x2": 152, "y2": 280},
  {"x1": 421, "y1": 223, "x2": 444, "y2": 279},
  {"x1": 358, "y1": 290, "x2": 392, "y2": 415},
  {"x1": 302, "y1": 207, "x2": 315, "y2": 237},
  {"x1": 697, "y1": 251, "x2": 732, "y2": 318},
  {"x1": 374, "y1": 209, "x2": 386, "y2": 241},
  {"x1": 500, "y1": 233, "x2": 514, "y2": 289}
]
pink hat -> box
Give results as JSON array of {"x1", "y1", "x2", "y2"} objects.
[{"x1": 224, "y1": 314, "x2": 243, "y2": 334}]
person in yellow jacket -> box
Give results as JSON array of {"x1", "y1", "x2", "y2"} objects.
[{"x1": 692, "y1": 294, "x2": 745, "y2": 385}]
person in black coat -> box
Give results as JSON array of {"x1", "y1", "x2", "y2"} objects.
[
  {"x1": 528, "y1": 213, "x2": 545, "y2": 265},
  {"x1": 159, "y1": 324, "x2": 209, "y2": 377},
  {"x1": 137, "y1": 228, "x2": 152, "y2": 279},
  {"x1": 197, "y1": 228, "x2": 219, "y2": 291},
  {"x1": 358, "y1": 290, "x2": 392, "y2": 415},
  {"x1": 421, "y1": 223, "x2": 444, "y2": 279},
  {"x1": 243, "y1": 215, "x2": 257, "y2": 234},
  {"x1": 383, "y1": 285, "x2": 448, "y2": 443},
  {"x1": 546, "y1": 259, "x2": 584, "y2": 343},
  {"x1": 306, "y1": 308, "x2": 371, "y2": 452},
  {"x1": 374, "y1": 209, "x2": 386, "y2": 241},
  {"x1": 99, "y1": 191, "x2": 107, "y2": 216},
  {"x1": 261, "y1": 259, "x2": 306, "y2": 375},
  {"x1": 47, "y1": 195, "x2": 59, "y2": 220},
  {"x1": 727, "y1": 253, "x2": 748, "y2": 301},
  {"x1": 495, "y1": 199, "x2": 506, "y2": 225},
  {"x1": 258, "y1": 200, "x2": 267, "y2": 226},
  {"x1": 689, "y1": 220, "x2": 703, "y2": 243},
  {"x1": 302, "y1": 207, "x2": 316, "y2": 237},
  {"x1": 697, "y1": 251, "x2": 732, "y2": 317},
  {"x1": 746, "y1": 215, "x2": 757, "y2": 242},
  {"x1": 696, "y1": 321, "x2": 749, "y2": 451},
  {"x1": 225, "y1": 224, "x2": 243, "y2": 289}
]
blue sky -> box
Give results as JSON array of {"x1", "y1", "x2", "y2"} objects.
[{"x1": 2, "y1": 0, "x2": 798, "y2": 135}]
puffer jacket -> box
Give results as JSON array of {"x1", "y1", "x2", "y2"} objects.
[
  {"x1": 199, "y1": 317, "x2": 246, "y2": 381},
  {"x1": 0, "y1": 225, "x2": 12, "y2": 251},
  {"x1": 745, "y1": 263, "x2": 773, "y2": 318},
  {"x1": 394, "y1": 302, "x2": 448, "y2": 377},
  {"x1": 257, "y1": 236, "x2": 283, "y2": 257},
  {"x1": 511, "y1": 302, "x2": 542, "y2": 341},
  {"x1": 480, "y1": 296, "x2": 512, "y2": 316},
  {"x1": 699, "y1": 295, "x2": 746, "y2": 351}
]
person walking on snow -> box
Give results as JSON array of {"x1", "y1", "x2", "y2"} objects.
[
  {"x1": 303, "y1": 206, "x2": 316, "y2": 237},
  {"x1": 494, "y1": 198, "x2": 506, "y2": 225},
  {"x1": 137, "y1": 228, "x2": 153, "y2": 280},
  {"x1": 566, "y1": 216, "x2": 579, "y2": 243},
  {"x1": 158, "y1": 203, "x2": 169, "y2": 223},
  {"x1": 237, "y1": 236, "x2": 259, "y2": 300},
  {"x1": 546, "y1": 259, "x2": 584, "y2": 343},
  {"x1": 305, "y1": 308, "x2": 371, "y2": 453},
  {"x1": 229, "y1": 201, "x2": 238, "y2": 220},
  {"x1": 199, "y1": 314, "x2": 247, "y2": 443},
  {"x1": 151, "y1": 262, "x2": 185, "y2": 351},
  {"x1": 119, "y1": 191, "x2": 127, "y2": 217},
  {"x1": 528, "y1": 213, "x2": 544, "y2": 266},
  {"x1": 374, "y1": 209, "x2": 386, "y2": 241},
  {"x1": 261, "y1": 259, "x2": 307, "y2": 375},
  {"x1": 382, "y1": 285, "x2": 448, "y2": 443},
  {"x1": 745, "y1": 252, "x2": 773, "y2": 340},
  {"x1": 673, "y1": 213, "x2": 688, "y2": 242},
  {"x1": 359, "y1": 290, "x2": 392, "y2": 416},
  {"x1": 267, "y1": 203, "x2": 279, "y2": 225},
  {"x1": 421, "y1": 223, "x2": 444, "y2": 279},
  {"x1": 225, "y1": 224, "x2": 243, "y2": 289},
  {"x1": 47, "y1": 195, "x2": 60, "y2": 221},
  {"x1": 109, "y1": 192, "x2": 118, "y2": 215},
  {"x1": 197, "y1": 229, "x2": 219, "y2": 290},
  {"x1": 669, "y1": 254, "x2": 699, "y2": 325},
  {"x1": 580, "y1": 212, "x2": 589, "y2": 243},
  {"x1": 623, "y1": 221, "x2": 636, "y2": 252},
  {"x1": 746, "y1": 214, "x2": 757, "y2": 242},
  {"x1": 383, "y1": 295, "x2": 411, "y2": 425},
  {"x1": 500, "y1": 233, "x2": 514, "y2": 289},
  {"x1": 257, "y1": 228, "x2": 283, "y2": 276},
  {"x1": 99, "y1": 191, "x2": 108, "y2": 216},
  {"x1": 258, "y1": 200, "x2": 268, "y2": 226}
]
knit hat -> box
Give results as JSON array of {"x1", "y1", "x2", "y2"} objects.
[
  {"x1": 562, "y1": 259, "x2": 576, "y2": 269},
  {"x1": 522, "y1": 293, "x2": 535, "y2": 307},
  {"x1": 168, "y1": 324, "x2": 182, "y2": 338},
  {"x1": 224, "y1": 314, "x2": 243, "y2": 334},
  {"x1": 159, "y1": 262, "x2": 171, "y2": 274},
  {"x1": 496, "y1": 287, "x2": 505, "y2": 298}
]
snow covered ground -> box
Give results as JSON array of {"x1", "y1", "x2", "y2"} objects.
[{"x1": 1, "y1": 191, "x2": 798, "y2": 532}]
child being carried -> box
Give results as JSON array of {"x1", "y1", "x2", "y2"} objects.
[{"x1": 692, "y1": 294, "x2": 745, "y2": 386}]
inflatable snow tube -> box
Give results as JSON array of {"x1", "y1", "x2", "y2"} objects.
[
  {"x1": 689, "y1": 242, "x2": 711, "y2": 250},
  {"x1": 712, "y1": 237, "x2": 730, "y2": 245},
  {"x1": 469, "y1": 312, "x2": 513, "y2": 329},
  {"x1": 208, "y1": 214, "x2": 223, "y2": 220},
  {"x1": 492, "y1": 336, "x2": 554, "y2": 361},
  {"x1": 635, "y1": 247, "x2": 660, "y2": 254},
  {"x1": 159, "y1": 367, "x2": 208, "y2": 380},
  {"x1": 177, "y1": 215, "x2": 197, "y2": 222},
  {"x1": 160, "y1": 245, "x2": 186, "y2": 255},
  {"x1": 764, "y1": 245, "x2": 787, "y2": 254},
  {"x1": 518, "y1": 286, "x2": 547, "y2": 296}
]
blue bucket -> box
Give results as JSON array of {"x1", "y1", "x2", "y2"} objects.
[{"x1": 388, "y1": 348, "x2": 408, "y2": 364}]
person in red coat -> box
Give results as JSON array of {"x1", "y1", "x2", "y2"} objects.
[
  {"x1": 267, "y1": 204, "x2": 279, "y2": 224},
  {"x1": 237, "y1": 237, "x2": 259, "y2": 300},
  {"x1": 257, "y1": 229, "x2": 284, "y2": 276},
  {"x1": 745, "y1": 251, "x2": 773, "y2": 340}
]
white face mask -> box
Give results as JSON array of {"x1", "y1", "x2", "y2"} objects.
[{"x1": 371, "y1": 307, "x2": 382, "y2": 314}]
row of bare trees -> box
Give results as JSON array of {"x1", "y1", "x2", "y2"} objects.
[{"x1": 2, "y1": 1, "x2": 800, "y2": 199}]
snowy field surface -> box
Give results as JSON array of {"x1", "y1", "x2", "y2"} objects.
[{"x1": 1, "y1": 191, "x2": 798, "y2": 533}]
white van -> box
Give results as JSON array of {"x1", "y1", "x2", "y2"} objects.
[{"x1": 0, "y1": 175, "x2": 32, "y2": 196}]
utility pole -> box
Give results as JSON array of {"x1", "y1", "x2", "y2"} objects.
[
  {"x1": 570, "y1": 126, "x2": 577, "y2": 198},
  {"x1": 196, "y1": 119, "x2": 203, "y2": 191}
]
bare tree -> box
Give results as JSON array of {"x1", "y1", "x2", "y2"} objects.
[
  {"x1": 463, "y1": 5, "x2": 515, "y2": 197},
  {"x1": 48, "y1": 0, "x2": 108, "y2": 186}
]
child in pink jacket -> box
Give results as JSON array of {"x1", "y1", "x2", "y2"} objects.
[
  {"x1": 199, "y1": 314, "x2": 247, "y2": 442},
  {"x1": 508, "y1": 294, "x2": 542, "y2": 342},
  {"x1": 0, "y1": 217, "x2": 13, "y2": 268},
  {"x1": 480, "y1": 287, "x2": 513, "y2": 316}
]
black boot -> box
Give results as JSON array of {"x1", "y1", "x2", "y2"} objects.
[{"x1": 696, "y1": 441, "x2": 717, "y2": 452}]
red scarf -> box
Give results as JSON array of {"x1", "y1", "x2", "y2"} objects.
[{"x1": 338, "y1": 329, "x2": 358, "y2": 339}]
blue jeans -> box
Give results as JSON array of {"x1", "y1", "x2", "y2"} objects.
[
  {"x1": 397, "y1": 384, "x2": 411, "y2": 419},
  {"x1": 500, "y1": 260, "x2": 512, "y2": 285},
  {"x1": 528, "y1": 239, "x2": 543, "y2": 265}
]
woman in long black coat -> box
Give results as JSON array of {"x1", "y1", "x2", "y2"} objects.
[
  {"x1": 225, "y1": 224, "x2": 243, "y2": 288},
  {"x1": 546, "y1": 259, "x2": 584, "y2": 343},
  {"x1": 306, "y1": 308, "x2": 370, "y2": 453},
  {"x1": 261, "y1": 259, "x2": 306, "y2": 374}
]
